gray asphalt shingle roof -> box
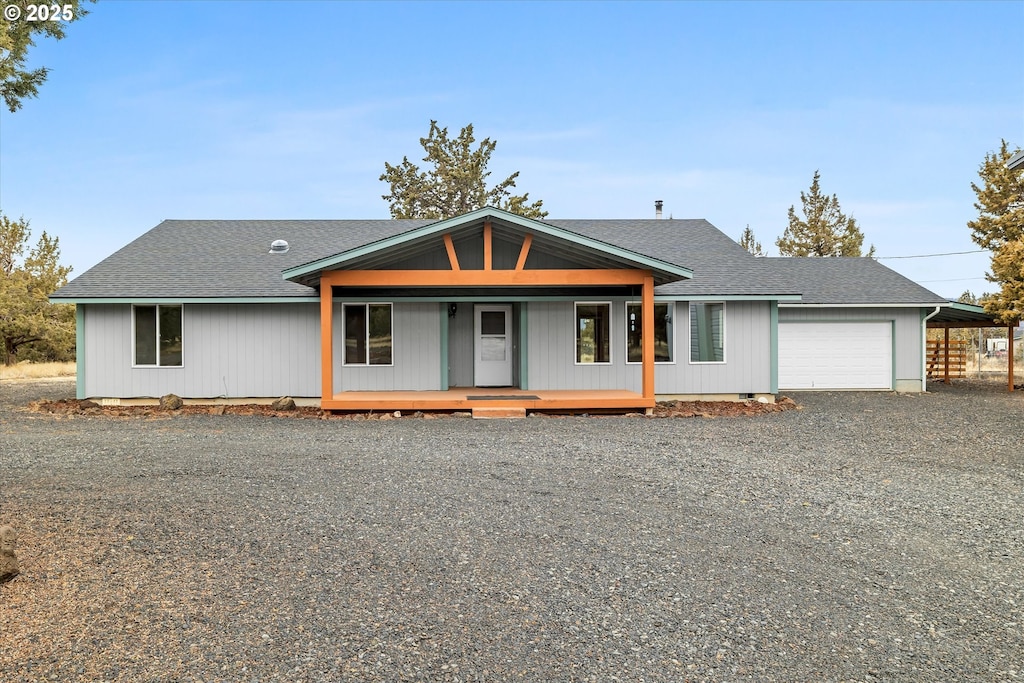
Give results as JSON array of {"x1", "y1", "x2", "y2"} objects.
[
  {"x1": 764, "y1": 257, "x2": 947, "y2": 305},
  {"x1": 51, "y1": 217, "x2": 944, "y2": 305}
]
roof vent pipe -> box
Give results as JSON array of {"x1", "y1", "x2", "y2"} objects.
[
  {"x1": 269, "y1": 239, "x2": 289, "y2": 254},
  {"x1": 655, "y1": 200, "x2": 663, "y2": 219}
]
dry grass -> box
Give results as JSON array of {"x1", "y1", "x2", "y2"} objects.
[{"x1": 0, "y1": 361, "x2": 76, "y2": 381}]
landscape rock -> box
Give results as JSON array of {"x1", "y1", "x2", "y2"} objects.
[
  {"x1": 0, "y1": 526, "x2": 19, "y2": 584},
  {"x1": 271, "y1": 397, "x2": 296, "y2": 411},
  {"x1": 209, "y1": 405, "x2": 226, "y2": 416},
  {"x1": 159, "y1": 394, "x2": 183, "y2": 410}
]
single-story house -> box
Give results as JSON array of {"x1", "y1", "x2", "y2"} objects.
[{"x1": 51, "y1": 206, "x2": 952, "y2": 412}]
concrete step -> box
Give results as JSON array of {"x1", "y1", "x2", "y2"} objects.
[{"x1": 471, "y1": 406, "x2": 527, "y2": 419}]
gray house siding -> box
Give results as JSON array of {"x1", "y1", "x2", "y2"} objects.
[
  {"x1": 524, "y1": 299, "x2": 772, "y2": 395},
  {"x1": 447, "y1": 302, "x2": 474, "y2": 387},
  {"x1": 333, "y1": 302, "x2": 441, "y2": 392},
  {"x1": 778, "y1": 306, "x2": 924, "y2": 391},
  {"x1": 81, "y1": 303, "x2": 322, "y2": 399},
  {"x1": 526, "y1": 300, "x2": 642, "y2": 391},
  {"x1": 654, "y1": 300, "x2": 772, "y2": 396}
]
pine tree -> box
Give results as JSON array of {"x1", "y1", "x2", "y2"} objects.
[
  {"x1": 0, "y1": 1, "x2": 94, "y2": 112},
  {"x1": 738, "y1": 225, "x2": 766, "y2": 256},
  {"x1": 776, "y1": 170, "x2": 875, "y2": 257},
  {"x1": 0, "y1": 213, "x2": 74, "y2": 363},
  {"x1": 968, "y1": 140, "x2": 1024, "y2": 324},
  {"x1": 380, "y1": 121, "x2": 546, "y2": 220}
]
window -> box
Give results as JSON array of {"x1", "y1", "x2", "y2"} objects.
[
  {"x1": 626, "y1": 302, "x2": 673, "y2": 363},
  {"x1": 690, "y1": 302, "x2": 725, "y2": 363},
  {"x1": 576, "y1": 302, "x2": 611, "y2": 364},
  {"x1": 344, "y1": 303, "x2": 392, "y2": 365},
  {"x1": 134, "y1": 305, "x2": 183, "y2": 367}
]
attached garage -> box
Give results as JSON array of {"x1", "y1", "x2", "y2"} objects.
[{"x1": 778, "y1": 321, "x2": 892, "y2": 390}]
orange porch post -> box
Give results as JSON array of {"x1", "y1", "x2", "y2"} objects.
[
  {"x1": 320, "y1": 283, "x2": 333, "y2": 401},
  {"x1": 642, "y1": 274, "x2": 655, "y2": 402},
  {"x1": 483, "y1": 220, "x2": 492, "y2": 270},
  {"x1": 943, "y1": 327, "x2": 950, "y2": 384},
  {"x1": 1009, "y1": 325, "x2": 1015, "y2": 392}
]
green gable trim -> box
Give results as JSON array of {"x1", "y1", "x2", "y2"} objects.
[
  {"x1": 769, "y1": 301, "x2": 778, "y2": 395},
  {"x1": 520, "y1": 303, "x2": 528, "y2": 391},
  {"x1": 667, "y1": 294, "x2": 802, "y2": 302},
  {"x1": 439, "y1": 304, "x2": 449, "y2": 391},
  {"x1": 944, "y1": 301, "x2": 987, "y2": 314},
  {"x1": 51, "y1": 297, "x2": 322, "y2": 305},
  {"x1": 282, "y1": 206, "x2": 694, "y2": 282},
  {"x1": 56, "y1": 294, "x2": 803, "y2": 306},
  {"x1": 76, "y1": 305, "x2": 85, "y2": 400}
]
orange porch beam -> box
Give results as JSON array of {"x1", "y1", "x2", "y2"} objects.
[
  {"x1": 515, "y1": 234, "x2": 533, "y2": 271},
  {"x1": 443, "y1": 233, "x2": 460, "y2": 271},
  {"x1": 321, "y1": 269, "x2": 650, "y2": 287}
]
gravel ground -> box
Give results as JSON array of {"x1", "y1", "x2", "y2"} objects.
[{"x1": 1, "y1": 379, "x2": 1021, "y2": 682}]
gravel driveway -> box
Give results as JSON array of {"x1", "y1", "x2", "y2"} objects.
[{"x1": 1, "y1": 379, "x2": 1021, "y2": 682}]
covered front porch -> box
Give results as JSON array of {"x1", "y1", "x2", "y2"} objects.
[
  {"x1": 279, "y1": 207, "x2": 694, "y2": 413},
  {"x1": 322, "y1": 387, "x2": 649, "y2": 413}
]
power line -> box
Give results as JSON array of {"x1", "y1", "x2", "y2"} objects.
[{"x1": 875, "y1": 249, "x2": 986, "y2": 260}]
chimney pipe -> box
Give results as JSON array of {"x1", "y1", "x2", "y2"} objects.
[{"x1": 655, "y1": 200, "x2": 663, "y2": 219}]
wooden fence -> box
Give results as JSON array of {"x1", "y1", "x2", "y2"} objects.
[{"x1": 926, "y1": 339, "x2": 968, "y2": 380}]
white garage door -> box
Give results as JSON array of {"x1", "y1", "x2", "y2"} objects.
[{"x1": 778, "y1": 322, "x2": 892, "y2": 390}]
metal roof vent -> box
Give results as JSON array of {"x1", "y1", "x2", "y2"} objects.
[{"x1": 269, "y1": 239, "x2": 289, "y2": 254}]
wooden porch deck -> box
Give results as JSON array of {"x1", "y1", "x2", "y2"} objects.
[{"x1": 323, "y1": 388, "x2": 652, "y2": 412}]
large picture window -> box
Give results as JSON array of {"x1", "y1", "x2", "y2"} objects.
[
  {"x1": 575, "y1": 302, "x2": 611, "y2": 364},
  {"x1": 344, "y1": 303, "x2": 393, "y2": 365},
  {"x1": 690, "y1": 302, "x2": 725, "y2": 363},
  {"x1": 134, "y1": 305, "x2": 183, "y2": 367},
  {"x1": 626, "y1": 302, "x2": 673, "y2": 363}
]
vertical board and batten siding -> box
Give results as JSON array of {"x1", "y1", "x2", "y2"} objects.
[
  {"x1": 777, "y1": 307, "x2": 922, "y2": 388},
  {"x1": 524, "y1": 300, "x2": 772, "y2": 395},
  {"x1": 334, "y1": 302, "x2": 441, "y2": 392},
  {"x1": 81, "y1": 303, "x2": 321, "y2": 398},
  {"x1": 447, "y1": 302, "x2": 475, "y2": 387},
  {"x1": 658, "y1": 300, "x2": 772, "y2": 395},
  {"x1": 526, "y1": 300, "x2": 641, "y2": 391}
]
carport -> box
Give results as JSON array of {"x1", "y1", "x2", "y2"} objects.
[{"x1": 927, "y1": 302, "x2": 1019, "y2": 392}]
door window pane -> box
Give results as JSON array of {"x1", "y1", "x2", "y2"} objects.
[{"x1": 480, "y1": 310, "x2": 506, "y2": 335}]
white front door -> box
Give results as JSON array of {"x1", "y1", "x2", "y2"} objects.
[{"x1": 474, "y1": 305, "x2": 513, "y2": 387}]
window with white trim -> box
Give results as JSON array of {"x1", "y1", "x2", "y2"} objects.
[
  {"x1": 626, "y1": 302, "x2": 674, "y2": 363},
  {"x1": 344, "y1": 303, "x2": 393, "y2": 365},
  {"x1": 689, "y1": 302, "x2": 725, "y2": 363},
  {"x1": 575, "y1": 302, "x2": 611, "y2": 364},
  {"x1": 133, "y1": 305, "x2": 183, "y2": 367}
]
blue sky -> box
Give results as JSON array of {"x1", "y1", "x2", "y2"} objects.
[{"x1": 1, "y1": 0, "x2": 1021, "y2": 299}]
